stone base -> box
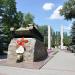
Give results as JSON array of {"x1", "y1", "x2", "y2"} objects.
[
  {"x1": 7, "y1": 38, "x2": 48, "y2": 63},
  {"x1": 34, "y1": 39, "x2": 48, "y2": 61}
]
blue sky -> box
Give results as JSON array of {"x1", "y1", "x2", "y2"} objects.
[{"x1": 16, "y1": 0, "x2": 72, "y2": 33}]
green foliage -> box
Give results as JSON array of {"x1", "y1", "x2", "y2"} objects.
[
  {"x1": 0, "y1": 0, "x2": 17, "y2": 52},
  {"x1": 38, "y1": 25, "x2": 48, "y2": 46},
  {"x1": 38, "y1": 25, "x2": 55, "y2": 47},
  {"x1": 3, "y1": 0, "x2": 17, "y2": 26},
  {"x1": 71, "y1": 21, "x2": 75, "y2": 45},
  {"x1": 60, "y1": 0, "x2": 75, "y2": 46},
  {"x1": 38, "y1": 25, "x2": 47, "y2": 36},
  {"x1": 23, "y1": 13, "x2": 35, "y2": 27},
  {"x1": 55, "y1": 32, "x2": 70, "y2": 47},
  {"x1": 0, "y1": 0, "x2": 35, "y2": 52},
  {"x1": 0, "y1": 0, "x2": 5, "y2": 23},
  {"x1": 51, "y1": 29, "x2": 56, "y2": 47},
  {"x1": 55, "y1": 32, "x2": 61, "y2": 47},
  {"x1": 60, "y1": 0, "x2": 75, "y2": 20},
  {"x1": 63, "y1": 32, "x2": 71, "y2": 46},
  {"x1": 14, "y1": 11, "x2": 23, "y2": 28},
  {"x1": 1, "y1": 0, "x2": 17, "y2": 44}
]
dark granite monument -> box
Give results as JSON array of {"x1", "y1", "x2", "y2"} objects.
[{"x1": 7, "y1": 24, "x2": 48, "y2": 63}]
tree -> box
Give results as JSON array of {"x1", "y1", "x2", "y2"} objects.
[
  {"x1": 63, "y1": 32, "x2": 71, "y2": 46},
  {"x1": 23, "y1": 13, "x2": 35, "y2": 27},
  {"x1": 0, "y1": 0, "x2": 5, "y2": 24},
  {"x1": 38, "y1": 25, "x2": 47, "y2": 35},
  {"x1": 51, "y1": 28, "x2": 56, "y2": 47},
  {"x1": 55, "y1": 32, "x2": 61, "y2": 47},
  {"x1": 0, "y1": 0, "x2": 17, "y2": 53},
  {"x1": 38, "y1": 25, "x2": 55, "y2": 47},
  {"x1": 71, "y1": 21, "x2": 75, "y2": 45},
  {"x1": 60, "y1": 0, "x2": 75, "y2": 20},
  {"x1": 55, "y1": 31, "x2": 71, "y2": 47},
  {"x1": 38, "y1": 25, "x2": 48, "y2": 46},
  {"x1": 2, "y1": 0, "x2": 17, "y2": 39},
  {"x1": 14, "y1": 11, "x2": 23, "y2": 28},
  {"x1": 0, "y1": 0, "x2": 8, "y2": 53},
  {"x1": 60, "y1": 0, "x2": 75, "y2": 45}
]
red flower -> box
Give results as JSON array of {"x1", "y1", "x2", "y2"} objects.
[{"x1": 16, "y1": 37, "x2": 28, "y2": 47}]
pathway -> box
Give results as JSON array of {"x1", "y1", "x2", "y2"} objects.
[{"x1": 0, "y1": 50, "x2": 75, "y2": 75}]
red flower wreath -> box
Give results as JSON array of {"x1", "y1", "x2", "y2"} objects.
[{"x1": 16, "y1": 37, "x2": 28, "y2": 47}]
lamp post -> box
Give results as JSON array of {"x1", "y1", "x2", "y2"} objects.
[
  {"x1": 48, "y1": 25, "x2": 51, "y2": 50},
  {"x1": 61, "y1": 25, "x2": 64, "y2": 50}
]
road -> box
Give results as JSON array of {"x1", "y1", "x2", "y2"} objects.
[{"x1": 0, "y1": 50, "x2": 75, "y2": 75}]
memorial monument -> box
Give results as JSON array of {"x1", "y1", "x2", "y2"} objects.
[{"x1": 7, "y1": 24, "x2": 48, "y2": 63}]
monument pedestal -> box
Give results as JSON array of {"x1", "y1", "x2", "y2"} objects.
[{"x1": 7, "y1": 38, "x2": 48, "y2": 63}]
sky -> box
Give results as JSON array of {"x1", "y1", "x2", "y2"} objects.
[{"x1": 16, "y1": 0, "x2": 72, "y2": 34}]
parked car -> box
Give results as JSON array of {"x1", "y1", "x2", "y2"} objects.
[
  {"x1": 67, "y1": 45, "x2": 75, "y2": 53},
  {"x1": 71, "y1": 45, "x2": 75, "y2": 53}
]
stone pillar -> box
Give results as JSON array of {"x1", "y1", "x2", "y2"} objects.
[
  {"x1": 61, "y1": 25, "x2": 64, "y2": 49},
  {"x1": 48, "y1": 25, "x2": 51, "y2": 50}
]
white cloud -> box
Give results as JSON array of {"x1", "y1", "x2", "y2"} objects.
[
  {"x1": 64, "y1": 24, "x2": 72, "y2": 30},
  {"x1": 49, "y1": 5, "x2": 63, "y2": 19},
  {"x1": 64, "y1": 24, "x2": 72, "y2": 35},
  {"x1": 43, "y1": 3, "x2": 54, "y2": 11}
]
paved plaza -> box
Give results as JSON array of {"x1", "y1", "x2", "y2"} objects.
[{"x1": 0, "y1": 50, "x2": 75, "y2": 75}]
